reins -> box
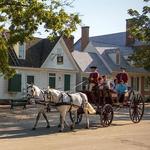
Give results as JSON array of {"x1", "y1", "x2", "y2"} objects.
[{"x1": 65, "y1": 80, "x2": 87, "y2": 93}]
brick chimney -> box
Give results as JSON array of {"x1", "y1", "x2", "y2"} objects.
[
  {"x1": 63, "y1": 35, "x2": 74, "y2": 52},
  {"x1": 81, "y1": 26, "x2": 89, "y2": 51},
  {"x1": 126, "y1": 19, "x2": 135, "y2": 46}
]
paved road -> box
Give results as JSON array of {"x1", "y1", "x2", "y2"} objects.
[{"x1": 0, "y1": 104, "x2": 150, "y2": 150}]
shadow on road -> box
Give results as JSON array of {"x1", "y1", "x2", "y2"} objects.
[{"x1": 0, "y1": 104, "x2": 150, "y2": 139}]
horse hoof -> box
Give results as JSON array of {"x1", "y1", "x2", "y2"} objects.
[
  {"x1": 46, "y1": 125, "x2": 50, "y2": 128},
  {"x1": 86, "y1": 126, "x2": 89, "y2": 129},
  {"x1": 32, "y1": 127, "x2": 36, "y2": 130},
  {"x1": 58, "y1": 124, "x2": 61, "y2": 128},
  {"x1": 59, "y1": 129, "x2": 63, "y2": 132}
]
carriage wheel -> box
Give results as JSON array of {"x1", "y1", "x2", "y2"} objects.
[
  {"x1": 69, "y1": 110, "x2": 83, "y2": 124},
  {"x1": 129, "y1": 93, "x2": 144, "y2": 123},
  {"x1": 101, "y1": 104, "x2": 113, "y2": 127}
]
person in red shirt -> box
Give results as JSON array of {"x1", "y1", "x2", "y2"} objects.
[
  {"x1": 116, "y1": 67, "x2": 128, "y2": 84},
  {"x1": 88, "y1": 66, "x2": 100, "y2": 91}
]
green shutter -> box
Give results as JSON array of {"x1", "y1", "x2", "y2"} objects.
[
  {"x1": 8, "y1": 74, "x2": 21, "y2": 92},
  {"x1": 49, "y1": 77, "x2": 55, "y2": 88},
  {"x1": 64, "y1": 74, "x2": 70, "y2": 91}
]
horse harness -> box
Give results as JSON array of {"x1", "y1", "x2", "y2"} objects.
[{"x1": 47, "y1": 91, "x2": 82, "y2": 112}]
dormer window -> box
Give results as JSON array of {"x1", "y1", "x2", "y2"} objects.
[
  {"x1": 19, "y1": 42, "x2": 26, "y2": 59},
  {"x1": 108, "y1": 49, "x2": 120, "y2": 65}
]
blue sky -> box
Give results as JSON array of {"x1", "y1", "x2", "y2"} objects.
[
  {"x1": 71, "y1": 0, "x2": 146, "y2": 41},
  {"x1": 36, "y1": 0, "x2": 147, "y2": 42}
]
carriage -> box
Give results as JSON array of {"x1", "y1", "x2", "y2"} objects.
[
  {"x1": 70, "y1": 86, "x2": 145, "y2": 126},
  {"x1": 26, "y1": 83, "x2": 144, "y2": 131}
]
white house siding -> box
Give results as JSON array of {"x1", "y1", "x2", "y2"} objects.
[
  {"x1": 0, "y1": 38, "x2": 79, "y2": 101},
  {"x1": 0, "y1": 67, "x2": 77, "y2": 100},
  {"x1": 42, "y1": 39, "x2": 76, "y2": 70},
  {"x1": 0, "y1": 68, "x2": 45, "y2": 100}
]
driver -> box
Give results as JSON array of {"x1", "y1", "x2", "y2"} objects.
[{"x1": 88, "y1": 66, "x2": 100, "y2": 91}]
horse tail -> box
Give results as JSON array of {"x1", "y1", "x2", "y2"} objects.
[{"x1": 79, "y1": 92, "x2": 96, "y2": 114}]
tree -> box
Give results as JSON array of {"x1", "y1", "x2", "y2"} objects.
[
  {"x1": 0, "y1": 0, "x2": 81, "y2": 79},
  {"x1": 127, "y1": 0, "x2": 150, "y2": 70}
]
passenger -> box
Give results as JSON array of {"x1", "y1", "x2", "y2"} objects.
[
  {"x1": 116, "y1": 80, "x2": 128, "y2": 94},
  {"x1": 116, "y1": 67, "x2": 128, "y2": 84},
  {"x1": 115, "y1": 80, "x2": 128, "y2": 103},
  {"x1": 88, "y1": 66, "x2": 100, "y2": 91},
  {"x1": 110, "y1": 78, "x2": 118, "y2": 92}
]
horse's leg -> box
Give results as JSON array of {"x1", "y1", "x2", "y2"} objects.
[
  {"x1": 84, "y1": 108, "x2": 90, "y2": 129},
  {"x1": 70, "y1": 110, "x2": 77, "y2": 130},
  {"x1": 58, "y1": 115, "x2": 61, "y2": 128},
  {"x1": 32, "y1": 111, "x2": 41, "y2": 130},
  {"x1": 59, "y1": 108, "x2": 67, "y2": 132},
  {"x1": 42, "y1": 111, "x2": 50, "y2": 128},
  {"x1": 58, "y1": 115, "x2": 69, "y2": 128}
]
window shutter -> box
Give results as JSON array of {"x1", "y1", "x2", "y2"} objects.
[
  {"x1": 49, "y1": 77, "x2": 56, "y2": 88},
  {"x1": 64, "y1": 74, "x2": 70, "y2": 91},
  {"x1": 8, "y1": 74, "x2": 21, "y2": 92}
]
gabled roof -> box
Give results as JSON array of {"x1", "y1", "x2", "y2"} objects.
[
  {"x1": 72, "y1": 51, "x2": 110, "y2": 75},
  {"x1": 74, "y1": 32, "x2": 150, "y2": 74},
  {"x1": 19, "y1": 37, "x2": 60, "y2": 67},
  {"x1": 74, "y1": 32, "x2": 133, "y2": 55},
  {"x1": 101, "y1": 49, "x2": 149, "y2": 73}
]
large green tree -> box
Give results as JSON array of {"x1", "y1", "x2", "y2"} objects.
[
  {"x1": 0, "y1": 0, "x2": 81, "y2": 79},
  {"x1": 128, "y1": 0, "x2": 150, "y2": 70}
]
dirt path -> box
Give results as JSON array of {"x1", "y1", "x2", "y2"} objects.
[{"x1": 0, "y1": 104, "x2": 150, "y2": 150}]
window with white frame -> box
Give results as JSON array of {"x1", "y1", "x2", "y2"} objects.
[
  {"x1": 144, "y1": 77, "x2": 150, "y2": 91},
  {"x1": 108, "y1": 50, "x2": 120, "y2": 65},
  {"x1": 19, "y1": 42, "x2": 26, "y2": 59},
  {"x1": 131, "y1": 77, "x2": 139, "y2": 91}
]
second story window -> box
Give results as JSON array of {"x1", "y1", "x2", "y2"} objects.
[{"x1": 19, "y1": 43, "x2": 26, "y2": 59}]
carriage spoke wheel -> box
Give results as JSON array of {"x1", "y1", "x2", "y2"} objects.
[
  {"x1": 129, "y1": 94, "x2": 144, "y2": 123},
  {"x1": 101, "y1": 104, "x2": 113, "y2": 127},
  {"x1": 70, "y1": 110, "x2": 83, "y2": 124}
]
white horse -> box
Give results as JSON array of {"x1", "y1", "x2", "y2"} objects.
[
  {"x1": 27, "y1": 84, "x2": 50, "y2": 130},
  {"x1": 27, "y1": 84, "x2": 91, "y2": 132}
]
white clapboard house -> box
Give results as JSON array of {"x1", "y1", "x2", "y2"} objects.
[{"x1": 0, "y1": 36, "x2": 79, "y2": 102}]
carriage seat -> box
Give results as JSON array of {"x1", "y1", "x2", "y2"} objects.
[{"x1": 110, "y1": 90, "x2": 129, "y2": 104}]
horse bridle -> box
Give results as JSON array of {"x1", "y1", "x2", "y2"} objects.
[{"x1": 27, "y1": 85, "x2": 35, "y2": 99}]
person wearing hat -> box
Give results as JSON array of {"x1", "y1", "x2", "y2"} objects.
[
  {"x1": 116, "y1": 67, "x2": 128, "y2": 84},
  {"x1": 88, "y1": 66, "x2": 100, "y2": 91}
]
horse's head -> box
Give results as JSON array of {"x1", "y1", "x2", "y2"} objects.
[
  {"x1": 26, "y1": 84, "x2": 36, "y2": 99},
  {"x1": 26, "y1": 84, "x2": 42, "y2": 98}
]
